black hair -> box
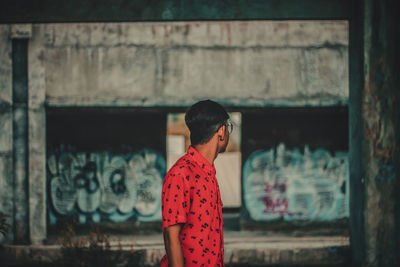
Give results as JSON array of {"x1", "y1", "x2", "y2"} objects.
[{"x1": 185, "y1": 100, "x2": 229, "y2": 146}]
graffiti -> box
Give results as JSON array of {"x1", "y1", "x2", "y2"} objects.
[
  {"x1": 243, "y1": 143, "x2": 349, "y2": 221},
  {"x1": 47, "y1": 148, "x2": 165, "y2": 224},
  {"x1": 261, "y1": 181, "x2": 288, "y2": 215}
]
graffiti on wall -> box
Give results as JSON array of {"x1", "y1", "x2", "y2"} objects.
[
  {"x1": 243, "y1": 143, "x2": 349, "y2": 221},
  {"x1": 46, "y1": 148, "x2": 165, "y2": 224}
]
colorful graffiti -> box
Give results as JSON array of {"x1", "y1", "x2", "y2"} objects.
[
  {"x1": 243, "y1": 143, "x2": 349, "y2": 221},
  {"x1": 46, "y1": 148, "x2": 165, "y2": 224}
]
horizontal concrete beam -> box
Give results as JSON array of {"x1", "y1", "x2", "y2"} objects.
[
  {"x1": 36, "y1": 22, "x2": 348, "y2": 107},
  {"x1": 45, "y1": 96, "x2": 348, "y2": 108},
  {"x1": 42, "y1": 22, "x2": 348, "y2": 48},
  {"x1": 0, "y1": 233, "x2": 350, "y2": 266}
]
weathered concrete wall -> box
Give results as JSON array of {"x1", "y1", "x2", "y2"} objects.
[
  {"x1": 0, "y1": 25, "x2": 13, "y2": 243},
  {"x1": 358, "y1": 0, "x2": 400, "y2": 266},
  {"x1": 0, "y1": 25, "x2": 47, "y2": 244},
  {"x1": 28, "y1": 23, "x2": 47, "y2": 244},
  {"x1": 0, "y1": 21, "x2": 349, "y2": 244},
  {"x1": 36, "y1": 21, "x2": 348, "y2": 107},
  {"x1": 12, "y1": 37, "x2": 30, "y2": 245}
]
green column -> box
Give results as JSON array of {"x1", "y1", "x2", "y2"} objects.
[{"x1": 360, "y1": 0, "x2": 400, "y2": 266}]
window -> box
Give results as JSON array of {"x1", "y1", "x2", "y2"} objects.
[{"x1": 166, "y1": 112, "x2": 242, "y2": 208}]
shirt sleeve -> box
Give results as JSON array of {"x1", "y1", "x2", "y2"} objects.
[{"x1": 161, "y1": 170, "x2": 190, "y2": 231}]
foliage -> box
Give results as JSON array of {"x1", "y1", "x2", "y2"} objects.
[{"x1": 59, "y1": 217, "x2": 139, "y2": 267}]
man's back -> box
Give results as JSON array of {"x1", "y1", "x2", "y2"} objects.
[
  {"x1": 162, "y1": 100, "x2": 230, "y2": 266},
  {"x1": 161, "y1": 146, "x2": 224, "y2": 267}
]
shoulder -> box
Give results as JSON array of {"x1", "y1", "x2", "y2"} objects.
[
  {"x1": 164, "y1": 154, "x2": 191, "y2": 180},
  {"x1": 168, "y1": 153, "x2": 194, "y2": 173}
]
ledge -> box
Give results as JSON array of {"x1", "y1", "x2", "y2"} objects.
[{"x1": 1, "y1": 231, "x2": 350, "y2": 266}]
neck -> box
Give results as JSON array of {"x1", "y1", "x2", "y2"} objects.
[{"x1": 193, "y1": 141, "x2": 219, "y2": 165}]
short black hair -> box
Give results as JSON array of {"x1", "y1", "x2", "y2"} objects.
[{"x1": 185, "y1": 100, "x2": 229, "y2": 146}]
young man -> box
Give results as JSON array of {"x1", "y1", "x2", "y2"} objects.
[{"x1": 160, "y1": 100, "x2": 232, "y2": 267}]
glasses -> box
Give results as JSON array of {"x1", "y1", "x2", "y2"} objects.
[
  {"x1": 226, "y1": 119, "x2": 233, "y2": 134},
  {"x1": 216, "y1": 119, "x2": 233, "y2": 134}
]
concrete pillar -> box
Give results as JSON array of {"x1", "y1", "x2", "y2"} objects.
[
  {"x1": 9, "y1": 24, "x2": 47, "y2": 245},
  {"x1": 11, "y1": 31, "x2": 29, "y2": 244},
  {"x1": 349, "y1": 0, "x2": 366, "y2": 265},
  {"x1": 353, "y1": 0, "x2": 400, "y2": 266},
  {"x1": 27, "y1": 24, "x2": 47, "y2": 245},
  {"x1": 0, "y1": 25, "x2": 13, "y2": 243}
]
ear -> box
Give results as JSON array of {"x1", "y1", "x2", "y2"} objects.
[{"x1": 217, "y1": 125, "x2": 226, "y2": 138}]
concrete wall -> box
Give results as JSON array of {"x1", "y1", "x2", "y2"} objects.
[
  {"x1": 0, "y1": 24, "x2": 47, "y2": 244},
  {"x1": 0, "y1": 4, "x2": 399, "y2": 266},
  {"x1": 0, "y1": 25, "x2": 13, "y2": 242},
  {"x1": 0, "y1": 21, "x2": 349, "y2": 244},
  {"x1": 357, "y1": 0, "x2": 400, "y2": 266},
  {"x1": 37, "y1": 21, "x2": 348, "y2": 107}
]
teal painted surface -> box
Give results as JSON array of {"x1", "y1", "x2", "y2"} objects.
[
  {"x1": 46, "y1": 147, "x2": 166, "y2": 225},
  {"x1": 360, "y1": 0, "x2": 400, "y2": 265},
  {"x1": 12, "y1": 39, "x2": 30, "y2": 244},
  {"x1": 243, "y1": 143, "x2": 349, "y2": 222},
  {"x1": 0, "y1": 0, "x2": 350, "y2": 23}
]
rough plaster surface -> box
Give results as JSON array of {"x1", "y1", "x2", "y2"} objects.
[
  {"x1": 28, "y1": 25, "x2": 46, "y2": 109},
  {"x1": 0, "y1": 108, "x2": 13, "y2": 225},
  {"x1": 44, "y1": 46, "x2": 157, "y2": 99},
  {"x1": 0, "y1": 109, "x2": 12, "y2": 153},
  {"x1": 0, "y1": 25, "x2": 12, "y2": 105},
  {"x1": 0, "y1": 25, "x2": 13, "y2": 243},
  {"x1": 37, "y1": 21, "x2": 348, "y2": 107},
  {"x1": 10, "y1": 24, "x2": 32, "y2": 39},
  {"x1": 28, "y1": 108, "x2": 47, "y2": 244},
  {"x1": 43, "y1": 21, "x2": 348, "y2": 48},
  {"x1": 0, "y1": 154, "x2": 13, "y2": 242},
  {"x1": 28, "y1": 26, "x2": 47, "y2": 244},
  {"x1": 361, "y1": 1, "x2": 400, "y2": 266}
]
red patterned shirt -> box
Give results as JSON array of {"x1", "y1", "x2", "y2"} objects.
[{"x1": 160, "y1": 146, "x2": 224, "y2": 267}]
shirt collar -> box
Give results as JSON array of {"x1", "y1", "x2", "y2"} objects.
[{"x1": 187, "y1": 146, "x2": 216, "y2": 176}]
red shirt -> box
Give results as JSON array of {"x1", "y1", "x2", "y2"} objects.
[{"x1": 160, "y1": 146, "x2": 225, "y2": 267}]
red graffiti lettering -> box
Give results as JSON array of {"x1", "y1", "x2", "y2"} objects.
[{"x1": 261, "y1": 182, "x2": 288, "y2": 214}]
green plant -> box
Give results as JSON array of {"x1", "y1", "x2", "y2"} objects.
[
  {"x1": 0, "y1": 212, "x2": 11, "y2": 237},
  {"x1": 59, "y1": 219, "x2": 139, "y2": 267}
]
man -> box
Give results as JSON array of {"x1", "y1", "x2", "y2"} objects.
[{"x1": 160, "y1": 100, "x2": 232, "y2": 267}]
